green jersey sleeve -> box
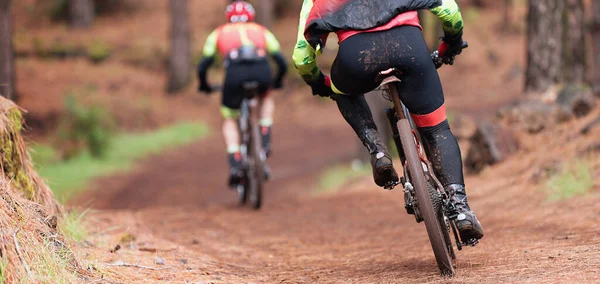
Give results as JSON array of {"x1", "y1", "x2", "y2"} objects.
[
  {"x1": 292, "y1": 0, "x2": 321, "y2": 82},
  {"x1": 265, "y1": 29, "x2": 282, "y2": 54},
  {"x1": 430, "y1": 0, "x2": 464, "y2": 38},
  {"x1": 202, "y1": 29, "x2": 219, "y2": 58}
]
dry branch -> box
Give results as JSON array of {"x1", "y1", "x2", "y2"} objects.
[
  {"x1": 103, "y1": 261, "x2": 172, "y2": 271},
  {"x1": 12, "y1": 229, "x2": 33, "y2": 278}
]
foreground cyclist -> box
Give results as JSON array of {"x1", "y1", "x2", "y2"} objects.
[
  {"x1": 198, "y1": 1, "x2": 287, "y2": 187},
  {"x1": 293, "y1": 0, "x2": 483, "y2": 241}
]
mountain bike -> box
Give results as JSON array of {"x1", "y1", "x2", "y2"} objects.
[
  {"x1": 377, "y1": 43, "x2": 477, "y2": 276},
  {"x1": 236, "y1": 81, "x2": 267, "y2": 210}
]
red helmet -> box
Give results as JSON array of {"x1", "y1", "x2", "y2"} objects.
[{"x1": 226, "y1": 1, "x2": 256, "y2": 23}]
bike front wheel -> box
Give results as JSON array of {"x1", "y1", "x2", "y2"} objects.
[{"x1": 397, "y1": 118, "x2": 455, "y2": 276}]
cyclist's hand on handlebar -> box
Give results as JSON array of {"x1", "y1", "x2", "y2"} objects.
[
  {"x1": 308, "y1": 72, "x2": 334, "y2": 97},
  {"x1": 199, "y1": 83, "x2": 214, "y2": 95},
  {"x1": 438, "y1": 35, "x2": 468, "y2": 65}
]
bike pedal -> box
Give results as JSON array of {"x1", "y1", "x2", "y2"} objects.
[
  {"x1": 463, "y1": 238, "x2": 479, "y2": 247},
  {"x1": 383, "y1": 181, "x2": 398, "y2": 190}
]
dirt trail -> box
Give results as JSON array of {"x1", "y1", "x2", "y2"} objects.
[{"x1": 76, "y1": 102, "x2": 600, "y2": 283}]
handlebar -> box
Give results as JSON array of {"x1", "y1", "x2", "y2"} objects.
[{"x1": 431, "y1": 41, "x2": 469, "y2": 69}]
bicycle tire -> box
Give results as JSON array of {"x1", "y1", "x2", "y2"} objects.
[
  {"x1": 397, "y1": 119, "x2": 455, "y2": 276},
  {"x1": 249, "y1": 122, "x2": 264, "y2": 210},
  {"x1": 237, "y1": 184, "x2": 248, "y2": 205},
  {"x1": 405, "y1": 109, "x2": 456, "y2": 261}
]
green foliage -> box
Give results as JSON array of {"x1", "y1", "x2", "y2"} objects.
[
  {"x1": 87, "y1": 40, "x2": 112, "y2": 64},
  {"x1": 315, "y1": 161, "x2": 370, "y2": 195},
  {"x1": 56, "y1": 94, "x2": 115, "y2": 160},
  {"x1": 49, "y1": 39, "x2": 79, "y2": 58},
  {"x1": 34, "y1": 122, "x2": 210, "y2": 201},
  {"x1": 32, "y1": 37, "x2": 48, "y2": 57},
  {"x1": 0, "y1": 105, "x2": 38, "y2": 200},
  {"x1": 29, "y1": 144, "x2": 61, "y2": 166},
  {"x1": 60, "y1": 210, "x2": 90, "y2": 242},
  {"x1": 547, "y1": 160, "x2": 594, "y2": 201},
  {"x1": 31, "y1": 38, "x2": 82, "y2": 59}
]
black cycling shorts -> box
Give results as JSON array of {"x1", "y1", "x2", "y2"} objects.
[
  {"x1": 331, "y1": 25, "x2": 445, "y2": 116},
  {"x1": 222, "y1": 59, "x2": 272, "y2": 111}
]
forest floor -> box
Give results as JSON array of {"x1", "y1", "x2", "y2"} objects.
[{"x1": 75, "y1": 104, "x2": 600, "y2": 283}]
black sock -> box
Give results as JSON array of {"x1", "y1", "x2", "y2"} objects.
[
  {"x1": 419, "y1": 120, "x2": 465, "y2": 186},
  {"x1": 332, "y1": 94, "x2": 384, "y2": 153}
]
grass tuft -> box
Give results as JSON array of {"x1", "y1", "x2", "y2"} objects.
[
  {"x1": 547, "y1": 160, "x2": 594, "y2": 201},
  {"x1": 87, "y1": 40, "x2": 112, "y2": 64},
  {"x1": 60, "y1": 210, "x2": 90, "y2": 242},
  {"x1": 33, "y1": 122, "x2": 210, "y2": 201},
  {"x1": 315, "y1": 161, "x2": 371, "y2": 195}
]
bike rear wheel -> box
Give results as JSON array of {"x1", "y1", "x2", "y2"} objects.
[{"x1": 397, "y1": 118, "x2": 455, "y2": 276}]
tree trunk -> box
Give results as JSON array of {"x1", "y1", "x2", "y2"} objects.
[
  {"x1": 502, "y1": 0, "x2": 512, "y2": 33},
  {"x1": 525, "y1": 0, "x2": 564, "y2": 94},
  {"x1": 69, "y1": 0, "x2": 95, "y2": 29},
  {"x1": 167, "y1": 0, "x2": 191, "y2": 94},
  {"x1": 257, "y1": 0, "x2": 274, "y2": 29},
  {"x1": 0, "y1": 0, "x2": 15, "y2": 101},
  {"x1": 591, "y1": 0, "x2": 600, "y2": 93},
  {"x1": 563, "y1": 0, "x2": 585, "y2": 83}
]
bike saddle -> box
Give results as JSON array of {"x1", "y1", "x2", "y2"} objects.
[
  {"x1": 242, "y1": 81, "x2": 260, "y2": 98},
  {"x1": 376, "y1": 68, "x2": 403, "y2": 87},
  {"x1": 242, "y1": 81, "x2": 259, "y2": 89}
]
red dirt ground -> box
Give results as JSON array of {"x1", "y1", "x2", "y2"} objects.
[{"x1": 75, "y1": 103, "x2": 600, "y2": 283}]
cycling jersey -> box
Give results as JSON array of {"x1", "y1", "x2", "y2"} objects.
[
  {"x1": 203, "y1": 22, "x2": 281, "y2": 59},
  {"x1": 293, "y1": 0, "x2": 464, "y2": 82}
]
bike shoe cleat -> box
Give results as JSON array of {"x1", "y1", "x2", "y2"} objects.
[
  {"x1": 464, "y1": 238, "x2": 479, "y2": 247},
  {"x1": 383, "y1": 180, "x2": 399, "y2": 190},
  {"x1": 371, "y1": 151, "x2": 400, "y2": 188}
]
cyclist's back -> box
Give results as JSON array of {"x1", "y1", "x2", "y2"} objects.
[{"x1": 212, "y1": 22, "x2": 271, "y2": 59}]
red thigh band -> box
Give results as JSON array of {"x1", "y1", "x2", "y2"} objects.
[{"x1": 410, "y1": 104, "x2": 446, "y2": 128}]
